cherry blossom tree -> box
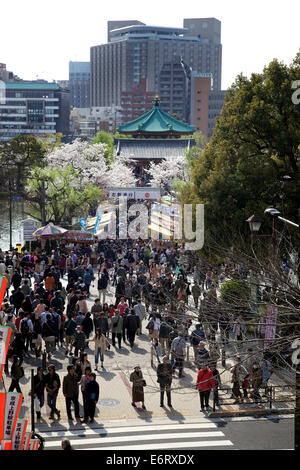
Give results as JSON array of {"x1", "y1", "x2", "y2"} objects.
[
  {"x1": 105, "y1": 155, "x2": 137, "y2": 188},
  {"x1": 46, "y1": 139, "x2": 108, "y2": 187},
  {"x1": 145, "y1": 156, "x2": 189, "y2": 192}
]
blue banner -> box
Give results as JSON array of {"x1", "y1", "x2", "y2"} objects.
[
  {"x1": 78, "y1": 218, "x2": 87, "y2": 232},
  {"x1": 94, "y1": 212, "x2": 103, "y2": 234}
]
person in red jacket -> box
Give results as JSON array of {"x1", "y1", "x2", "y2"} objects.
[{"x1": 196, "y1": 363, "x2": 215, "y2": 411}]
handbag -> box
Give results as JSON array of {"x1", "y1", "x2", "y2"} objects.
[
  {"x1": 146, "y1": 319, "x2": 154, "y2": 330},
  {"x1": 142, "y1": 380, "x2": 147, "y2": 387}
]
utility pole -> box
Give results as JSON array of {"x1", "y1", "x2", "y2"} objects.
[
  {"x1": 41, "y1": 179, "x2": 46, "y2": 226},
  {"x1": 8, "y1": 181, "x2": 12, "y2": 250}
]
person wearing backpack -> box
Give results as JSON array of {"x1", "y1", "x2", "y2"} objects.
[
  {"x1": 20, "y1": 313, "x2": 33, "y2": 356},
  {"x1": 8, "y1": 355, "x2": 24, "y2": 394}
]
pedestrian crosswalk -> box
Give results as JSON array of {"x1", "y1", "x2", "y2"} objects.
[{"x1": 40, "y1": 422, "x2": 234, "y2": 450}]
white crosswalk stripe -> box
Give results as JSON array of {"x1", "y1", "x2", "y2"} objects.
[{"x1": 40, "y1": 422, "x2": 234, "y2": 450}]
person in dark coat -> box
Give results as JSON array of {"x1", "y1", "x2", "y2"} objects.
[
  {"x1": 130, "y1": 365, "x2": 146, "y2": 410},
  {"x1": 81, "y1": 373, "x2": 99, "y2": 423},
  {"x1": 8, "y1": 355, "x2": 23, "y2": 393},
  {"x1": 81, "y1": 312, "x2": 93, "y2": 346},
  {"x1": 63, "y1": 365, "x2": 81, "y2": 420},
  {"x1": 125, "y1": 310, "x2": 140, "y2": 348},
  {"x1": 33, "y1": 367, "x2": 46, "y2": 420},
  {"x1": 95, "y1": 312, "x2": 108, "y2": 336},
  {"x1": 73, "y1": 326, "x2": 86, "y2": 357},
  {"x1": 11, "y1": 332, "x2": 25, "y2": 366},
  {"x1": 44, "y1": 364, "x2": 61, "y2": 420},
  {"x1": 157, "y1": 356, "x2": 173, "y2": 408}
]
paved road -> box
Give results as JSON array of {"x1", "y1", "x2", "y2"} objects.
[{"x1": 39, "y1": 414, "x2": 294, "y2": 451}]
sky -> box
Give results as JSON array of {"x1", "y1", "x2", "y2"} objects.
[{"x1": 1, "y1": 0, "x2": 299, "y2": 90}]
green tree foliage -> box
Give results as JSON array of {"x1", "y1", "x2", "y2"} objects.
[
  {"x1": 26, "y1": 166, "x2": 102, "y2": 225},
  {"x1": 220, "y1": 280, "x2": 251, "y2": 303},
  {"x1": 92, "y1": 130, "x2": 114, "y2": 166},
  {"x1": 182, "y1": 55, "x2": 300, "y2": 244},
  {"x1": 0, "y1": 135, "x2": 45, "y2": 195}
]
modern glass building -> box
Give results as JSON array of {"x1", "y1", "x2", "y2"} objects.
[
  {"x1": 0, "y1": 82, "x2": 70, "y2": 141},
  {"x1": 91, "y1": 18, "x2": 222, "y2": 108},
  {"x1": 69, "y1": 61, "x2": 90, "y2": 109}
]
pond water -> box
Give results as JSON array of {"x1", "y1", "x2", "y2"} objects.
[{"x1": 0, "y1": 199, "x2": 24, "y2": 251}]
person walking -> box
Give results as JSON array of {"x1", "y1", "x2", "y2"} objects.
[
  {"x1": 231, "y1": 356, "x2": 247, "y2": 404},
  {"x1": 158, "y1": 320, "x2": 172, "y2": 357},
  {"x1": 42, "y1": 313, "x2": 56, "y2": 360},
  {"x1": 196, "y1": 363, "x2": 215, "y2": 412},
  {"x1": 63, "y1": 365, "x2": 81, "y2": 420},
  {"x1": 95, "y1": 311, "x2": 109, "y2": 337},
  {"x1": 111, "y1": 310, "x2": 123, "y2": 349},
  {"x1": 81, "y1": 312, "x2": 93, "y2": 347},
  {"x1": 44, "y1": 364, "x2": 61, "y2": 420},
  {"x1": 157, "y1": 356, "x2": 173, "y2": 408},
  {"x1": 259, "y1": 352, "x2": 272, "y2": 396},
  {"x1": 130, "y1": 365, "x2": 146, "y2": 410},
  {"x1": 73, "y1": 326, "x2": 86, "y2": 358},
  {"x1": 33, "y1": 367, "x2": 46, "y2": 421},
  {"x1": 98, "y1": 274, "x2": 108, "y2": 304},
  {"x1": 89, "y1": 329, "x2": 110, "y2": 370},
  {"x1": 191, "y1": 282, "x2": 201, "y2": 308},
  {"x1": 170, "y1": 332, "x2": 186, "y2": 378},
  {"x1": 125, "y1": 309, "x2": 140, "y2": 348},
  {"x1": 64, "y1": 314, "x2": 77, "y2": 356},
  {"x1": 81, "y1": 373, "x2": 99, "y2": 423},
  {"x1": 8, "y1": 355, "x2": 23, "y2": 393},
  {"x1": 210, "y1": 363, "x2": 222, "y2": 407},
  {"x1": 251, "y1": 361, "x2": 263, "y2": 404},
  {"x1": 133, "y1": 300, "x2": 146, "y2": 335},
  {"x1": 190, "y1": 324, "x2": 206, "y2": 361}
]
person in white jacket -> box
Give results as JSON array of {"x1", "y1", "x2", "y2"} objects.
[{"x1": 88, "y1": 329, "x2": 110, "y2": 370}]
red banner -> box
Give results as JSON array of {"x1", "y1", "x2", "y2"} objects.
[
  {"x1": 0, "y1": 393, "x2": 5, "y2": 441},
  {"x1": 0, "y1": 327, "x2": 12, "y2": 382}
]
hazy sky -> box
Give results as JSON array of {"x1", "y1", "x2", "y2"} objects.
[{"x1": 1, "y1": 0, "x2": 299, "y2": 90}]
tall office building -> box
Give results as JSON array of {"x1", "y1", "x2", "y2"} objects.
[
  {"x1": 0, "y1": 81, "x2": 70, "y2": 142},
  {"x1": 69, "y1": 61, "x2": 90, "y2": 109},
  {"x1": 90, "y1": 18, "x2": 222, "y2": 108},
  {"x1": 159, "y1": 57, "x2": 191, "y2": 122}
]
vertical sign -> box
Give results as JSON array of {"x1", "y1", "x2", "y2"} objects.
[
  {"x1": 3, "y1": 393, "x2": 22, "y2": 441},
  {"x1": 12, "y1": 419, "x2": 27, "y2": 450},
  {"x1": 23, "y1": 218, "x2": 38, "y2": 242}
]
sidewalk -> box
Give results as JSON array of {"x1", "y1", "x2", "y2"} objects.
[{"x1": 0, "y1": 273, "x2": 295, "y2": 431}]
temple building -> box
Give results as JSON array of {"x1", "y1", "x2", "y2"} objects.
[{"x1": 115, "y1": 97, "x2": 195, "y2": 182}]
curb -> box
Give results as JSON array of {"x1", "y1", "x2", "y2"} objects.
[{"x1": 207, "y1": 407, "x2": 294, "y2": 418}]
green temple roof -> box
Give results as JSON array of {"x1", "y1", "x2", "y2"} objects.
[{"x1": 118, "y1": 97, "x2": 195, "y2": 135}]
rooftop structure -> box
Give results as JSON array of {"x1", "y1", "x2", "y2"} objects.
[{"x1": 118, "y1": 97, "x2": 195, "y2": 137}]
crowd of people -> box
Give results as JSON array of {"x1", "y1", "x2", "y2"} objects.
[{"x1": 0, "y1": 238, "x2": 272, "y2": 421}]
